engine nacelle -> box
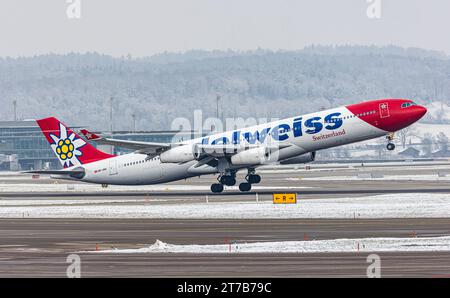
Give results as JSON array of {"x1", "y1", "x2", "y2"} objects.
[
  {"x1": 160, "y1": 145, "x2": 196, "y2": 163},
  {"x1": 193, "y1": 144, "x2": 240, "y2": 159},
  {"x1": 230, "y1": 147, "x2": 271, "y2": 166},
  {"x1": 279, "y1": 152, "x2": 316, "y2": 165}
]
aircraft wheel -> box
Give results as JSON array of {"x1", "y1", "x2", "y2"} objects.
[
  {"x1": 220, "y1": 176, "x2": 236, "y2": 186},
  {"x1": 211, "y1": 183, "x2": 224, "y2": 193},
  {"x1": 247, "y1": 174, "x2": 261, "y2": 184},
  {"x1": 386, "y1": 143, "x2": 395, "y2": 151},
  {"x1": 239, "y1": 182, "x2": 252, "y2": 192}
]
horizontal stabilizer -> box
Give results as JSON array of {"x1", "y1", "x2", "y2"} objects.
[
  {"x1": 80, "y1": 129, "x2": 171, "y2": 155},
  {"x1": 24, "y1": 168, "x2": 86, "y2": 179}
]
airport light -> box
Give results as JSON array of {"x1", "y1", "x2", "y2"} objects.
[
  {"x1": 216, "y1": 94, "x2": 220, "y2": 119},
  {"x1": 110, "y1": 96, "x2": 114, "y2": 135},
  {"x1": 13, "y1": 100, "x2": 17, "y2": 121},
  {"x1": 132, "y1": 113, "x2": 136, "y2": 132}
]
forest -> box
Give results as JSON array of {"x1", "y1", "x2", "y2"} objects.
[{"x1": 0, "y1": 45, "x2": 449, "y2": 131}]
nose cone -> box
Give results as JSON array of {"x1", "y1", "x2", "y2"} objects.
[
  {"x1": 385, "y1": 102, "x2": 427, "y2": 131},
  {"x1": 412, "y1": 105, "x2": 427, "y2": 121}
]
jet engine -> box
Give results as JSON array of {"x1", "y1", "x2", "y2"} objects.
[
  {"x1": 230, "y1": 147, "x2": 271, "y2": 166},
  {"x1": 159, "y1": 145, "x2": 196, "y2": 163},
  {"x1": 279, "y1": 152, "x2": 316, "y2": 165}
]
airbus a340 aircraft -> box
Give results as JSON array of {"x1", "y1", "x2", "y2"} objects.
[{"x1": 29, "y1": 99, "x2": 426, "y2": 193}]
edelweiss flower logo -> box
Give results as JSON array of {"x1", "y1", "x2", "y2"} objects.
[{"x1": 50, "y1": 123, "x2": 86, "y2": 167}]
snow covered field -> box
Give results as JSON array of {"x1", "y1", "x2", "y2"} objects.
[
  {"x1": 0, "y1": 198, "x2": 146, "y2": 206},
  {"x1": 1, "y1": 193, "x2": 449, "y2": 219},
  {"x1": 260, "y1": 164, "x2": 450, "y2": 175},
  {"x1": 298, "y1": 174, "x2": 450, "y2": 181},
  {"x1": 94, "y1": 236, "x2": 450, "y2": 254}
]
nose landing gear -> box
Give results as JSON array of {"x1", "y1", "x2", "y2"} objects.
[
  {"x1": 386, "y1": 143, "x2": 396, "y2": 151},
  {"x1": 386, "y1": 132, "x2": 396, "y2": 151}
]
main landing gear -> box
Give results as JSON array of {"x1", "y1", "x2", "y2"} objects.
[
  {"x1": 220, "y1": 175, "x2": 236, "y2": 186},
  {"x1": 211, "y1": 171, "x2": 236, "y2": 193},
  {"x1": 210, "y1": 169, "x2": 262, "y2": 193},
  {"x1": 239, "y1": 169, "x2": 261, "y2": 192},
  {"x1": 210, "y1": 183, "x2": 224, "y2": 193},
  {"x1": 386, "y1": 132, "x2": 396, "y2": 151}
]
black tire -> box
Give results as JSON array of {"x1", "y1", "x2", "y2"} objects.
[
  {"x1": 227, "y1": 178, "x2": 236, "y2": 186},
  {"x1": 239, "y1": 182, "x2": 252, "y2": 192},
  {"x1": 386, "y1": 143, "x2": 395, "y2": 151},
  {"x1": 247, "y1": 174, "x2": 261, "y2": 184},
  {"x1": 220, "y1": 176, "x2": 236, "y2": 186},
  {"x1": 211, "y1": 183, "x2": 224, "y2": 193}
]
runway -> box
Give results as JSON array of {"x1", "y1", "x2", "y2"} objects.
[
  {"x1": 2, "y1": 179, "x2": 450, "y2": 202},
  {"x1": 2, "y1": 161, "x2": 450, "y2": 200},
  {"x1": 4, "y1": 251, "x2": 448, "y2": 278},
  {"x1": 0, "y1": 218, "x2": 449, "y2": 277},
  {"x1": 2, "y1": 183, "x2": 450, "y2": 198}
]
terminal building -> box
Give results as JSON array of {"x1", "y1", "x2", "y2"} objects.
[{"x1": 0, "y1": 120, "x2": 194, "y2": 171}]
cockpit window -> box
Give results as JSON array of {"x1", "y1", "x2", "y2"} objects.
[{"x1": 401, "y1": 102, "x2": 418, "y2": 108}]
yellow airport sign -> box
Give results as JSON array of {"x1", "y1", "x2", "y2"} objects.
[{"x1": 273, "y1": 193, "x2": 297, "y2": 204}]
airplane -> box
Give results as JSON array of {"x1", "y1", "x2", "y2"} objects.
[{"x1": 28, "y1": 98, "x2": 427, "y2": 193}]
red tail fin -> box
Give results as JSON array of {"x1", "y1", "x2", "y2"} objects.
[{"x1": 36, "y1": 117, "x2": 115, "y2": 168}]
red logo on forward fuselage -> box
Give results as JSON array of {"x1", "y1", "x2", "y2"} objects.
[{"x1": 379, "y1": 102, "x2": 390, "y2": 118}]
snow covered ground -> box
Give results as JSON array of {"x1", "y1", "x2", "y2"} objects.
[
  {"x1": 0, "y1": 172, "x2": 21, "y2": 176},
  {"x1": 1, "y1": 193, "x2": 449, "y2": 219},
  {"x1": 412, "y1": 122, "x2": 450, "y2": 142},
  {"x1": 297, "y1": 174, "x2": 450, "y2": 181},
  {"x1": 260, "y1": 164, "x2": 450, "y2": 174},
  {"x1": 425, "y1": 101, "x2": 450, "y2": 123},
  {"x1": 94, "y1": 236, "x2": 450, "y2": 254},
  {"x1": 0, "y1": 198, "x2": 146, "y2": 206}
]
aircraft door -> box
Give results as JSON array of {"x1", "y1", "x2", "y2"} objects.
[
  {"x1": 109, "y1": 159, "x2": 118, "y2": 175},
  {"x1": 379, "y1": 102, "x2": 390, "y2": 118}
]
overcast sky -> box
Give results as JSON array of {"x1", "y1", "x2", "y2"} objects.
[{"x1": 0, "y1": 0, "x2": 449, "y2": 57}]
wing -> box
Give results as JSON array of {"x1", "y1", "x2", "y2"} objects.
[
  {"x1": 195, "y1": 143, "x2": 292, "y2": 157},
  {"x1": 80, "y1": 129, "x2": 171, "y2": 155}
]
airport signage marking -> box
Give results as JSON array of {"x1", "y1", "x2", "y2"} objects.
[{"x1": 273, "y1": 193, "x2": 297, "y2": 204}]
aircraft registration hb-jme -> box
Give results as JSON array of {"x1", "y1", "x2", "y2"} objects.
[{"x1": 29, "y1": 99, "x2": 427, "y2": 193}]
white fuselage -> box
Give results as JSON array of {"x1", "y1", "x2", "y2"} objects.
[{"x1": 59, "y1": 105, "x2": 386, "y2": 185}]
